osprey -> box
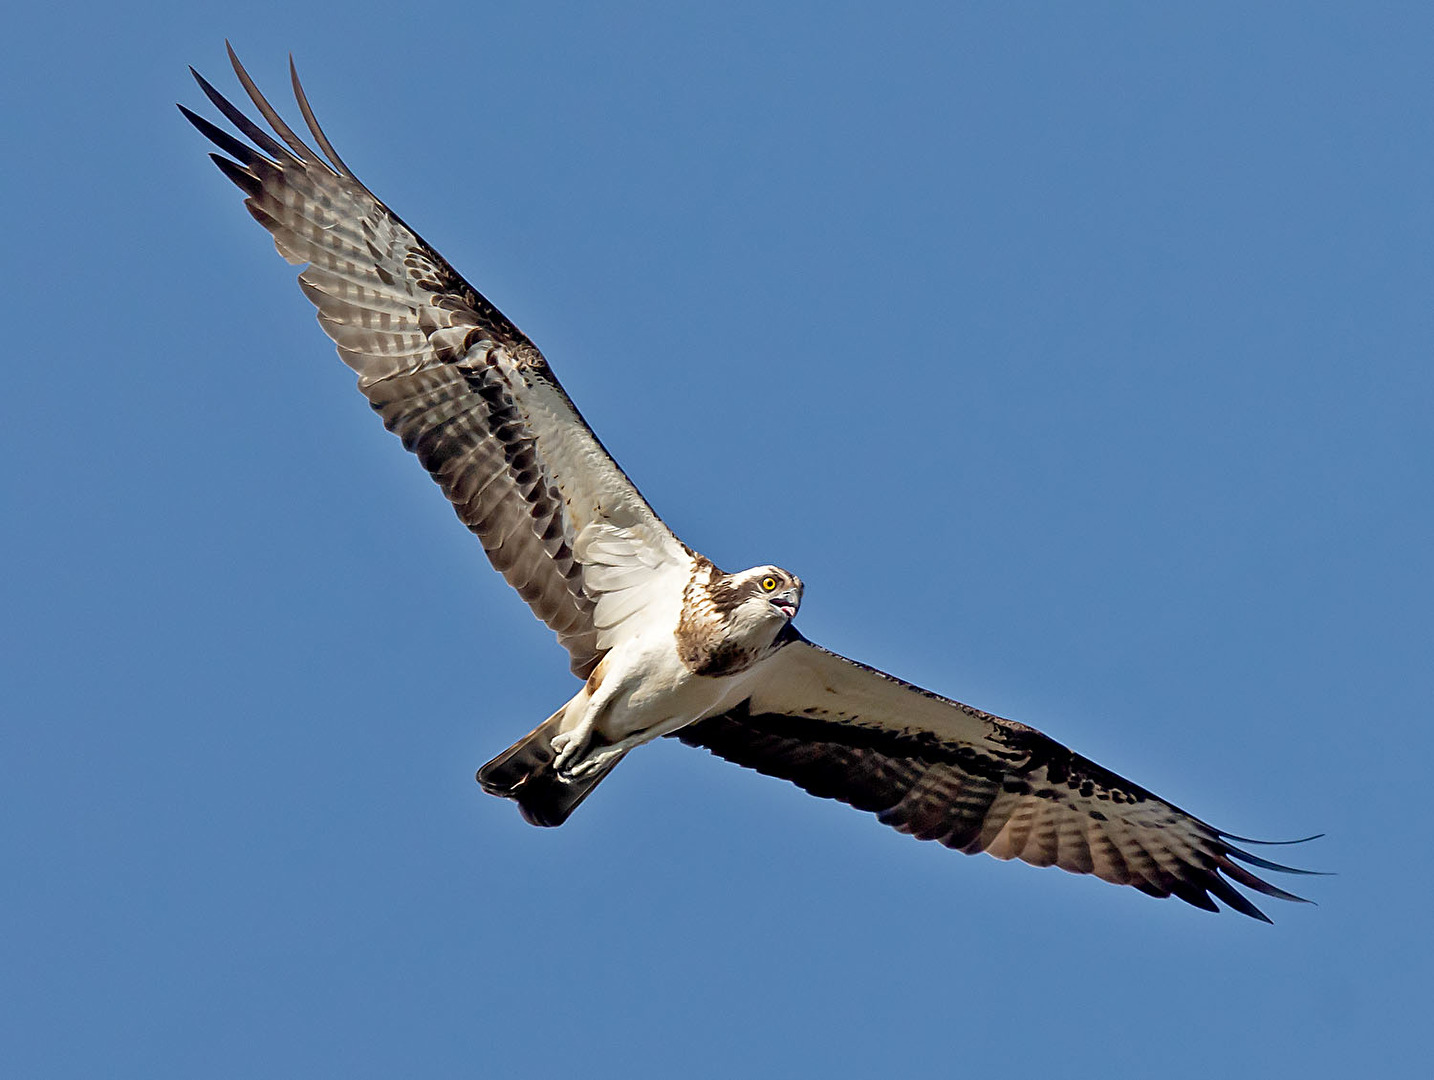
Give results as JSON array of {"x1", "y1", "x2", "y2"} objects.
[{"x1": 183, "y1": 47, "x2": 1319, "y2": 921}]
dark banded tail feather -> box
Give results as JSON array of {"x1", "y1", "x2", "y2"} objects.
[{"x1": 477, "y1": 711, "x2": 623, "y2": 828}]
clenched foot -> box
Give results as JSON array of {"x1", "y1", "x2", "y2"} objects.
[
  {"x1": 551, "y1": 727, "x2": 590, "y2": 777},
  {"x1": 564, "y1": 745, "x2": 625, "y2": 781}
]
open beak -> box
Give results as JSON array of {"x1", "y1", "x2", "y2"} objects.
[{"x1": 769, "y1": 588, "x2": 800, "y2": 619}]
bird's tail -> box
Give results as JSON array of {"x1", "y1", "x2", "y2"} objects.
[{"x1": 476, "y1": 710, "x2": 625, "y2": 828}]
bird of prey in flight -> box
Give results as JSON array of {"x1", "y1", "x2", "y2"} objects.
[{"x1": 182, "y1": 46, "x2": 1319, "y2": 921}]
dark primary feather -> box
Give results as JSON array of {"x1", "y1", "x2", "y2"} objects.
[
  {"x1": 183, "y1": 46, "x2": 684, "y2": 678},
  {"x1": 676, "y1": 638, "x2": 1318, "y2": 921}
]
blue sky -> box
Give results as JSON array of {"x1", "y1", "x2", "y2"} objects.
[{"x1": 4, "y1": 4, "x2": 1430, "y2": 1077}]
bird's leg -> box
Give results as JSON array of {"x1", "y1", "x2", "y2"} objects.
[
  {"x1": 563, "y1": 717, "x2": 689, "y2": 781},
  {"x1": 551, "y1": 676, "x2": 620, "y2": 778}
]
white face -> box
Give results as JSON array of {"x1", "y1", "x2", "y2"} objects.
[{"x1": 737, "y1": 565, "x2": 803, "y2": 623}]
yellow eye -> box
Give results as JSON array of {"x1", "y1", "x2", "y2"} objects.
[{"x1": 761, "y1": 576, "x2": 778, "y2": 592}]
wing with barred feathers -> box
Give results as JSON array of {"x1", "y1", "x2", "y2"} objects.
[
  {"x1": 676, "y1": 637, "x2": 1319, "y2": 921},
  {"x1": 182, "y1": 46, "x2": 692, "y2": 678}
]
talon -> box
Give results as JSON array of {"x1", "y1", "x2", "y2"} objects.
[{"x1": 566, "y1": 753, "x2": 604, "y2": 781}]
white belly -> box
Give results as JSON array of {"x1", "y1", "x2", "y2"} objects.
[{"x1": 594, "y1": 635, "x2": 735, "y2": 741}]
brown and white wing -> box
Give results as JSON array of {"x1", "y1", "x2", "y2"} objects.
[
  {"x1": 182, "y1": 48, "x2": 692, "y2": 678},
  {"x1": 676, "y1": 637, "x2": 1318, "y2": 920}
]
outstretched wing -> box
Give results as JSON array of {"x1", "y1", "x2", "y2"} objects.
[
  {"x1": 182, "y1": 47, "x2": 692, "y2": 678},
  {"x1": 676, "y1": 638, "x2": 1318, "y2": 920}
]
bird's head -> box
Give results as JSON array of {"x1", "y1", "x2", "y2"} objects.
[
  {"x1": 714, "y1": 564, "x2": 804, "y2": 629},
  {"x1": 677, "y1": 561, "x2": 804, "y2": 676}
]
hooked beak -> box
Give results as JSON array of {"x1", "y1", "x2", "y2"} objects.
[{"x1": 769, "y1": 588, "x2": 800, "y2": 620}]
